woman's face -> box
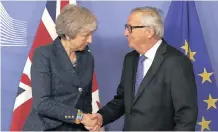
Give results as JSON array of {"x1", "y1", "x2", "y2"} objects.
[{"x1": 69, "y1": 31, "x2": 93, "y2": 51}]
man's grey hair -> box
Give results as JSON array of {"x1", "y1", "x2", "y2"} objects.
[
  {"x1": 55, "y1": 4, "x2": 97, "y2": 39},
  {"x1": 131, "y1": 6, "x2": 164, "y2": 38}
]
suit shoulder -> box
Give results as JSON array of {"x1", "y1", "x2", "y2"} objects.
[
  {"x1": 83, "y1": 50, "x2": 94, "y2": 61},
  {"x1": 33, "y1": 43, "x2": 53, "y2": 58},
  {"x1": 35, "y1": 43, "x2": 53, "y2": 53},
  {"x1": 165, "y1": 44, "x2": 192, "y2": 66},
  {"x1": 125, "y1": 50, "x2": 137, "y2": 58}
]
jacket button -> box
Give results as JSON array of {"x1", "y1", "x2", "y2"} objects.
[{"x1": 78, "y1": 87, "x2": 83, "y2": 92}]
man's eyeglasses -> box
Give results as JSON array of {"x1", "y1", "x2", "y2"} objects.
[{"x1": 125, "y1": 24, "x2": 149, "y2": 33}]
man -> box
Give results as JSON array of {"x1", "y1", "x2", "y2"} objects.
[{"x1": 88, "y1": 6, "x2": 198, "y2": 131}]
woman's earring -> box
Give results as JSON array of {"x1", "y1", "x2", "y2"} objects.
[{"x1": 66, "y1": 36, "x2": 70, "y2": 41}]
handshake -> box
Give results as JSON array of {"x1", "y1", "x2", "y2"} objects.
[{"x1": 81, "y1": 113, "x2": 103, "y2": 131}]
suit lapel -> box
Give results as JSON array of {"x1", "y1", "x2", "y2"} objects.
[
  {"x1": 132, "y1": 41, "x2": 167, "y2": 105},
  {"x1": 53, "y1": 38, "x2": 77, "y2": 79},
  {"x1": 126, "y1": 51, "x2": 139, "y2": 112},
  {"x1": 75, "y1": 51, "x2": 87, "y2": 78},
  {"x1": 53, "y1": 38, "x2": 87, "y2": 79}
]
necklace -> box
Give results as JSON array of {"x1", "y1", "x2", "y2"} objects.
[{"x1": 70, "y1": 54, "x2": 77, "y2": 67}]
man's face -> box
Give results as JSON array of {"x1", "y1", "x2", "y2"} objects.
[{"x1": 124, "y1": 12, "x2": 149, "y2": 50}]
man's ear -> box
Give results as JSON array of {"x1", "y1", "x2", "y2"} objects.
[{"x1": 147, "y1": 27, "x2": 155, "y2": 39}]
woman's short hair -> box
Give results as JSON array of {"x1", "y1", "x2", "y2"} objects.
[{"x1": 55, "y1": 4, "x2": 97, "y2": 39}]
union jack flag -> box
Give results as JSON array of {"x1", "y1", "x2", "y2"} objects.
[{"x1": 10, "y1": 0, "x2": 101, "y2": 130}]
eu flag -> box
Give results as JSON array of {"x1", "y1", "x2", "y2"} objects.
[{"x1": 164, "y1": 1, "x2": 218, "y2": 131}]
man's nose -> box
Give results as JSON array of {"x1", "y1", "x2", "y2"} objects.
[{"x1": 124, "y1": 28, "x2": 130, "y2": 36}]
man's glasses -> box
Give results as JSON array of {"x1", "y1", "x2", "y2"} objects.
[{"x1": 125, "y1": 24, "x2": 149, "y2": 33}]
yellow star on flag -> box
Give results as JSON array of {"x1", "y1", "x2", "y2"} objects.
[
  {"x1": 180, "y1": 40, "x2": 196, "y2": 61},
  {"x1": 181, "y1": 40, "x2": 189, "y2": 55},
  {"x1": 188, "y1": 47, "x2": 196, "y2": 61},
  {"x1": 203, "y1": 94, "x2": 218, "y2": 110},
  {"x1": 197, "y1": 116, "x2": 211, "y2": 131},
  {"x1": 198, "y1": 68, "x2": 213, "y2": 83}
]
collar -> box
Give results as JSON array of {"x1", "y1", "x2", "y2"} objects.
[{"x1": 141, "y1": 39, "x2": 162, "y2": 61}]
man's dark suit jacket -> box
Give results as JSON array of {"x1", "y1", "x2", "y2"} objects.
[
  {"x1": 98, "y1": 40, "x2": 198, "y2": 131},
  {"x1": 23, "y1": 38, "x2": 94, "y2": 131}
]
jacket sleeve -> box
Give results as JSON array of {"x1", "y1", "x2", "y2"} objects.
[
  {"x1": 170, "y1": 56, "x2": 198, "y2": 131},
  {"x1": 97, "y1": 56, "x2": 126, "y2": 126},
  {"x1": 31, "y1": 47, "x2": 79, "y2": 124}
]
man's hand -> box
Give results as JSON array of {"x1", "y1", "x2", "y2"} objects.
[{"x1": 82, "y1": 113, "x2": 103, "y2": 131}]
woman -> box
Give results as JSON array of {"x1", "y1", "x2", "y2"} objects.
[{"x1": 23, "y1": 4, "x2": 98, "y2": 131}]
